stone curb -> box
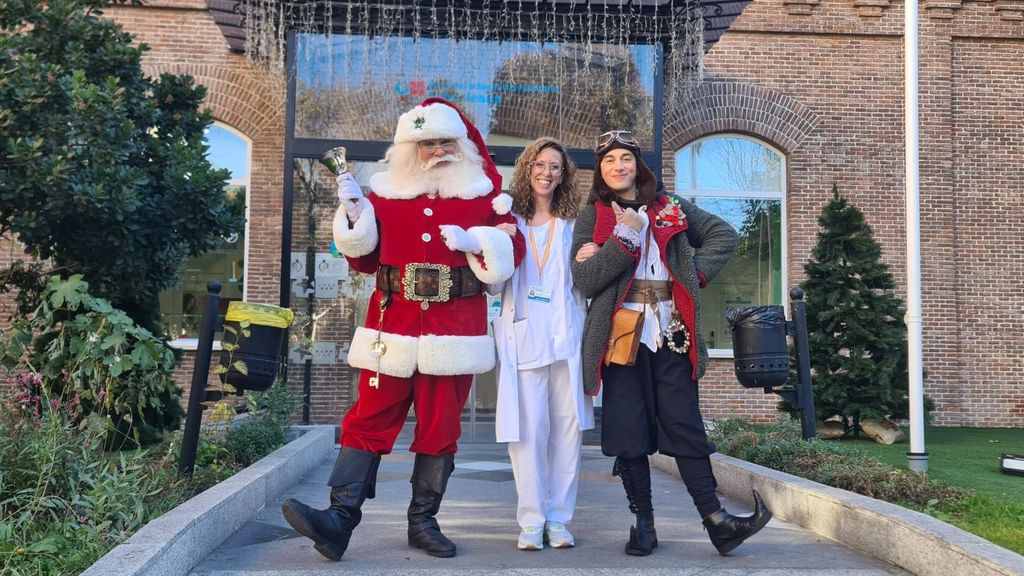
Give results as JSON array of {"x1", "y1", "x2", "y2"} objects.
[
  {"x1": 81, "y1": 425, "x2": 336, "y2": 576},
  {"x1": 651, "y1": 452, "x2": 1024, "y2": 576}
]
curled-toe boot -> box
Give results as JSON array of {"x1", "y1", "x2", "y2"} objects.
[
  {"x1": 613, "y1": 456, "x2": 659, "y2": 556},
  {"x1": 702, "y1": 489, "x2": 773, "y2": 556},
  {"x1": 281, "y1": 446, "x2": 380, "y2": 561},
  {"x1": 407, "y1": 453, "x2": 458, "y2": 558}
]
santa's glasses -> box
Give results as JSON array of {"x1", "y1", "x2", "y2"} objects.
[
  {"x1": 418, "y1": 139, "x2": 457, "y2": 153},
  {"x1": 595, "y1": 130, "x2": 639, "y2": 153}
]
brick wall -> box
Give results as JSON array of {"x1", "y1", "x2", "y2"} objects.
[
  {"x1": 698, "y1": 0, "x2": 1024, "y2": 426},
  {"x1": 6, "y1": 1, "x2": 1013, "y2": 429}
]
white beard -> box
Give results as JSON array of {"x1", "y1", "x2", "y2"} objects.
[{"x1": 369, "y1": 140, "x2": 495, "y2": 200}]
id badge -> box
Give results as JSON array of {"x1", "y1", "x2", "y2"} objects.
[{"x1": 527, "y1": 285, "x2": 553, "y2": 302}]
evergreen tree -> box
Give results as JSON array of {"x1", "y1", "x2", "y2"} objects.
[
  {"x1": 796, "y1": 185, "x2": 909, "y2": 427},
  {"x1": 0, "y1": 0, "x2": 244, "y2": 331}
]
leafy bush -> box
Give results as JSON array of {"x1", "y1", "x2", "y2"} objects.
[
  {"x1": 0, "y1": 275, "x2": 183, "y2": 448},
  {"x1": 0, "y1": 386, "x2": 186, "y2": 575},
  {"x1": 189, "y1": 379, "x2": 299, "y2": 486},
  {"x1": 710, "y1": 418, "x2": 970, "y2": 510}
]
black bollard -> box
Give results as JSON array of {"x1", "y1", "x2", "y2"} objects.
[
  {"x1": 179, "y1": 281, "x2": 222, "y2": 476},
  {"x1": 788, "y1": 288, "x2": 817, "y2": 440}
]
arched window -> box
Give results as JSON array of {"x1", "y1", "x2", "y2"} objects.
[
  {"x1": 675, "y1": 134, "x2": 786, "y2": 355},
  {"x1": 161, "y1": 122, "x2": 250, "y2": 347}
]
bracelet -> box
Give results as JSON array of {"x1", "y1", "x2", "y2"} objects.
[{"x1": 613, "y1": 223, "x2": 641, "y2": 253}]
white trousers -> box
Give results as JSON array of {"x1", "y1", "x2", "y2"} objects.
[{"x1": 507, "y1": 360, "x2": 583, "y2": 529}]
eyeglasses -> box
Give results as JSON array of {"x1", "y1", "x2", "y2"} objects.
[
  {"x1": 418, "y1": 139, "x2": 457, "y2": 153},
  {"x1": 530, "y1": 161, "x2": 563, "y2": 174},
  {"x1": 595, "y1": 130, "x2": 639, "y2": 153}
]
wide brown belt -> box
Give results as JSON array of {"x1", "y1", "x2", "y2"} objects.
[
  {"x1": 376, "y1": 263, "x2": 481, "y2": 302},
  {"x1": 623, "y1": 279, "x2": 673, "y2": 303}
]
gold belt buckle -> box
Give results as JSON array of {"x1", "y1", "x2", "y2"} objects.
[{"x1": 402, "y1": 263, "x2": 453, "y2": 303}]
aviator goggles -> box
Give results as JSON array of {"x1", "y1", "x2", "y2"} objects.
[{"x1": 595, "y1": 130, "x2": 640, "y2": 155}]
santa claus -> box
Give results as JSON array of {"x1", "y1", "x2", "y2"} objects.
[{"x1": 281, "y1": 98, "x2": 525, "y2": 562}]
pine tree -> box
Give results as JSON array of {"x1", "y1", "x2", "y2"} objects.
[{"x1": 798, "y1": 185, "x2": 909, "y2": 428}]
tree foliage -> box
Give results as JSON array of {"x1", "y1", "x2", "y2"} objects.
[
  {"x1": 794, "y1": 186, "x2": 910, "y2": 425},
  {"x1": 0, "y1": 0, "x2": 244, "y2": 330}
]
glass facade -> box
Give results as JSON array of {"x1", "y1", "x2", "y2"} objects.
[{"x1": 293, "y1": 34, "x2": 657, "y2": 151}]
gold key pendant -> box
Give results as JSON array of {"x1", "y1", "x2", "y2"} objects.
[{"x1": 368, "y1": 297, "x2": 389, "y2": 391}]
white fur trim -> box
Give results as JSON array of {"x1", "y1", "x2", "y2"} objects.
[
  {"x1": 369, "y1": 170, "x2": 493, "y2": 200},
  {"x1": 347, "y1": 326, "x2": 418, "y2": 378},
  {"x1": 418, "y1": 334, "x2": 496, "y2": 375},
  {"x1": 394, "y1": 103, "x2": 467, "y2": 143},
  {"x1": 465, "y1": 226, "x2": 515, "y2": 284},
  {"x1": 333, "y1": 201, "x2": 378, "y2": 258},
  {"x1": 491, "y1": 193, "x2": 513, "y2": 215}
]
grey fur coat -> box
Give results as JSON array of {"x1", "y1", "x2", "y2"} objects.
[{"x1": 570, "y1": 193, "x2": 738, "y2": 395}]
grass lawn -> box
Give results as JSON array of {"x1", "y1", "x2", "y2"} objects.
[
  {"x1": 839, "y1": 426, "x2": 1024, "y2": 554},
  {"x1": 841, "y1": 426, "x2": 1024, "y2": 502}
]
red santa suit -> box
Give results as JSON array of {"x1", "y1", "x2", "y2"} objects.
[{"x1": 332, "y1": 98, "x2": 525, "y2": 456}]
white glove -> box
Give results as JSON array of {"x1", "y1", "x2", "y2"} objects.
[
  {"x1": 439, "y1": 225, "x2": 482, "y2": 254},
  {"x1": 336, "y1": 173, "x2": 366, "y2": 222}
]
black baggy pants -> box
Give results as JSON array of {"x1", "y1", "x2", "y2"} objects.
[{"x1": 601, "y1": 343, "x2": 715, "y2": 459}]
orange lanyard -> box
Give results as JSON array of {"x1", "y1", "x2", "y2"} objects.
[{"x1": 528, "y1": 217, "x2": 557, "y2": 278}]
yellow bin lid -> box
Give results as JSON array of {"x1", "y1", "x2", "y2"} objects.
[{"x1": 225, "y1": 301, "x2": 294, "y2": 329}]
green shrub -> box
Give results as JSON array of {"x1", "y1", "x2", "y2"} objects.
[
  {"x1": 710, "y1": 418, "x2": 970, "y2": 511},
  {"x1": 0, "y1": 387, "x2": 186, "y2": 575},
  {"x1": 222, "y1": 380, "x2": 298, "y2": 467},
  {"x1": 0, "y1": 276, "x2": 183, "y2": 448},
  {"x1": 223, "y1": 418, "x2": 284, "y2": 467},
  {"x1": 186, "y1": 379, "x2": 299, "y2": 486}
]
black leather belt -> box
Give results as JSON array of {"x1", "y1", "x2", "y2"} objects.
[{"x1": 376, "y1": 263, "x2": 481, "y2": 302}]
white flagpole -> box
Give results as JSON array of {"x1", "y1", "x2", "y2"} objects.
[{"x1": 905, "y1": 0, "x2": 928, "y2": 473}]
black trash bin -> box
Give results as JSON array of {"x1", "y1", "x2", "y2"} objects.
[
  {"x1": 219, "y1": 302, "x2": 294, "y2": 392},
  {"x1": 727, "y1": 305, "x2": 789, "y2": 389}
]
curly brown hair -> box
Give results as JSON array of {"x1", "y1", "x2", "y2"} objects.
[{"x1": 509, "y1": 137, "x2": 581, "y2": 222}]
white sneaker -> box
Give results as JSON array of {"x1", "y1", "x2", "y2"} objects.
[
  {"x1": 517, "y1": 525, "x2": 544, "y2": 550},
  {"x1": 544, "y1": 521, "x2": 575, "y2": 548}
]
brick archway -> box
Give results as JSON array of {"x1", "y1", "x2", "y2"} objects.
[
  {"x1": 141, "y1": 63, "x2": 282, "y2": 139},
  {"x1": 141, "y1": 62, "x2": 285, "y2": 305},
  {"x1": 663, "y1": 81, "x2": 820, "y2": 156}
]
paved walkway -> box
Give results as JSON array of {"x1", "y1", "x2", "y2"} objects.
[{"x1": 188, "y1": 443, "x2": 906, "y2": 576}]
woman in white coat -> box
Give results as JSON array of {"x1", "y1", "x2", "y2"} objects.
[{"x1": 492, "y1": 137, "x2": 594, "y2": 551}]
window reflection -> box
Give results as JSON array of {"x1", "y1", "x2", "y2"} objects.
[
  {"x1": 294, "y1": 34, "x2": 656, "y2": 150},
  {"x1": 675, "y1": 136, "x2": 785, "y2": 352},
  {"x1": 160, "y1": 124, "x2": 249, "y2": 343}
]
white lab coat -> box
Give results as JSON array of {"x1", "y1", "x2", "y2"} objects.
[{"x1": 492, "y1": 216, "x2": 595, "y2": 442}]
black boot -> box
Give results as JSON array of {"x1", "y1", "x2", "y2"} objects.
[
  {"x1": 702, "y1": 489, "x2": 773, "y2": 556},
  {"x1": 281, "y1": 446, "x2": 380, "y2": 561},
  {"x1": 613, "y1": 456, "x2": 658, "y2": 556},
  {"x1": 407, "y1": 453, "x2": 457, "y2": 558}
]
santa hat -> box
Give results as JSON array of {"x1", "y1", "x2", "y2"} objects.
[
  {"x1": 396, "y1": 97, "x2": 502, "y2": 195},
  {"x1": 394, "y1": 99, "x2": 467, "y2": 143}
]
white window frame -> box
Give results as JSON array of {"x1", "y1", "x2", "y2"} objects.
[{"x1": 675, "y1": 133, "x2": 787, "y2": 359}]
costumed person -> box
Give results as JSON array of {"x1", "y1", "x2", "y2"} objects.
[
  {"x1": 280, "y1": 98, "x2": 525, "y2": 562},
  {"x1": 571, "y1": 130, "x2": 772, "y2": 557},
  {"x1": 491, "y1": 138, "x2": 594, "y2": 551}
]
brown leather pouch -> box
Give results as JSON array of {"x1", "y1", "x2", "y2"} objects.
[{"x1": 604, "y1": 307, "x2": 644, "y2": 366}]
